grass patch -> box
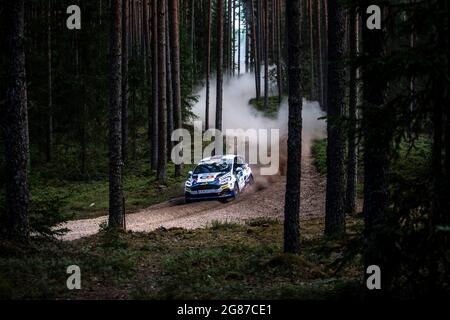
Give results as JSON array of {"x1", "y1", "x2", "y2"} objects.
[
  {"x1": 311, "y1": 139, "x2": 328, "y2": 175},
  {"x1": 29, "y1": 161, "x2": 194, "y2": 220},
  {"x1": 248, "y1": 96, "x2": 282, "y2": 118},
  {"x1": 0, "y1": 216, "x2": 365, "y2": 300},
  {"x1": 311, "y1": 137, "x2": 432, "y2": 200}
]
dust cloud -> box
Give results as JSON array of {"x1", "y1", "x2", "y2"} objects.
[{"x1": 191, "y1": 72, "x2": 326, "y2": 158}]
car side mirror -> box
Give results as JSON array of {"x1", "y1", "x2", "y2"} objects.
[
  {"x1": 236, "y1": 167, "x2": 243, "y2": 173},
  {"x1": 188, "y1": 171, "x2": 193, "y2": 176}
]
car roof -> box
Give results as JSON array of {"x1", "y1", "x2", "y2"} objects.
[{"x1": 199, "y1": 154, "x2": 239, "y2": 164}]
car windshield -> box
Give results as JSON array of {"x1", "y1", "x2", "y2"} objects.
[{"x1": 194, "y1": 162, "x2": 231, "y2": 174}]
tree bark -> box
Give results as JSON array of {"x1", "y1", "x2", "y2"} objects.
[
  {"x1": 360, "y1": 1, "x2": 391, "y2": 273},
  {"x1": 169, "y1": 0, "x2": 183, "y2": 176},
  {"x1": 228, "y1": 0, "x2": 232, "y2": 75},
  {"x1": 276, "y1": 0, "x2": 282, "y2": 102},
  {"x1": 264, "y1": 0, "x2": 270, "y2": 110},
  {"x1": 157, "y1": 0, "x2": 167, "y2": 182},
  {"x1": 151, "y1": 0, "x2": 159, "y2": 170},
  {"x1": 108, "y1": 0, "x2": 125, "y2": 230},
  {"x1": 165, "y1": 0, "x2": 174, "y2": 159},
  {"x1": 46, "y1": 0, "x2": 53, "y2": 163},
  {"x1": 308, "y1": 0, "x2": 315, "y2": 100},
  {"x1": 317, "y1": 0, "x2": 325, "y2": 108},
  {"x1": 345, "y1": 3, "x2": 357, "y2": 215},
  {"x1": 237, "y1": 0, "x2": 241, "y2": 76},
  {"x1": 143, "y1": 0, "x2": 151, "y2": 161},
  {"x1": 250, "y1": 0, "x2": 260, "y2": 100},
  {"x1": 205, "y1": 0, "x2": 212, "y2": 130},
  {"x1": 215, "y1": 0, "x2": 224, "y2": 132},
  {"x1": 122, "y1": 0, "x2": 130, "y2": 163},
  {"x1": 284, "y1": 0, "x2": 302, "y2": 254},
  {"x1": 324, "y1": 0, "x2": 346, "y2": 237},
  {"x1": 3, "y1": 0, "x2": 30, "y2": 241}
]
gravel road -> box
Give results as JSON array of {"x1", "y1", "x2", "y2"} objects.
[{"x1": 60, "y1": 155, "x2": 325, "y2": 241}]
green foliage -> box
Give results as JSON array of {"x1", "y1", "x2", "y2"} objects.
[
  {"x1": 29, "y1": 195, "x2": 73, "y2": 238},
  {"x1": 29, "y1": 161, "x2": 195, "y2": 221},
  {"x1": 311, "y1": 131, "x2": 449, "y2": 297},
  {"x1": 210, "y1": 220, "x2": 240, "y2": 230},
  {"x1": 311, "y1": 139, "x2": 327, "y2": 175},
  {"x1": 248, "y1": 96, "x2": 282, "y2": 118},
  {"x1": 0, "y1": 194, "x2": 72, "y2": 238},
  {"x1": 389, "y1": 136, "x2": 432, "y2": 213}
]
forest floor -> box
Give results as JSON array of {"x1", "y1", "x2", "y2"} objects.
[
  {"x1": 60, "y1": 154, "x2": 327, "y2": 241},
  {"x1": 0, "y1": 215, "x2": 365, "y2": 299},
  {"x1": 0, "y1": 140, "x2": 367, "y2": 299}
]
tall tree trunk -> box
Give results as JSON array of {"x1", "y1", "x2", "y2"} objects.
[
  {"x1": 46, "y1": 0, "x2": 53, "y2": 163},
  {"x1": 317, "y1": 0, "x2": 325, "y2": 108},
  {"x1": 169, "y1": 0, "x2": 183, "y2": 176},
  {"x1": 245, "y1": 0, "x2": 251, "y2": 73},
  {"x1": 215, "y1": 0, "x2": 224, "y2": 133},
  {"x1": 74, "y1": 32, "x2": 86, "y2": 177},
  {"x1": 228, "y1": 0, "x2": 232, "y2": 75},
  {"x1": 232, "y1": 0, "x2": 236, "y2": 76},
  {"x1": 345, "y1": 3, "x2": 357, "y2": 215},
  {"x1": 360, "y1": 1, "x2": 391, "y2": 273},
  {"x1": 250, "y1": 0, "x2": 260, "y2": 100},
  {"x1": 151, "y1": 0, "x2": 159, "y2": 170},
  {"x1": 157, "y1": 0, "x2": 167, "y2": 182},
  {"x1": 205, "y1": 0, "x2": 212, "y2": 130},
  {"x1": 3, "y1": 0, "x2": 30, "y2": 241},
  {"x1": 443, "y1": 0, "x2": 450, "y2": 225},
  {"x1": 122, "y1": 0, "x2": 130, "y2": 163},
  {"x1": 322, "y1": 0, "x2": 328, "y2": 110},
  {"x1": 237, "y1": 0, "x2": 241, "y2": 76},
  {"x1": 190, "y1": 0, "x2": 195, "y2": 83},
  {"x1": 308, "y1": 0, "x2": 315, "y2": 100},
  {"x1": 324, "y1": 0, "x2": 346, "y2": 237},
  {"x1": 108, "y1": 0, "x2": 125, "y2": 230},
  {"x1": 276, "y1": 0, "x2": 282, "y2": 102},
  {"x1": 143, "y1": 0, "x2": 151, "y2": 162},
  {"x1": 284, "y1": 0, "x2": 302, "y2": 254},
  {"x1": 165, "y1": 0, "x2": 174, "y2": 159},
  {"x1": 264, "y1": 0, "x2": 270, "y2": 110}
]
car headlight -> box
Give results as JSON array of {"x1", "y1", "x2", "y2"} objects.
[{"x1": 219, "y1": 176, "x2": 232, "y2": 185}]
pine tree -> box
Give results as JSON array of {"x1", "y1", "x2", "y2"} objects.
[
  {"x1": 205, "y1": 0, "x2": 212, "y2": 131},
  {"x1": 3, "y1": 0, "x2": 30, "y2": 241},
  {"x1": 324, "y1": 0, "x2": 346, "y2": 237},
  {"x1": 215, "y1": 0, "x2": 224, "y2": 133},
  {"x1": 157, "y1": 0, "x2": 167, "y2": 182},
  {"x1": 108, "y1": 0, "x2": 125, "y2": 230},
  {"x1": 169, "y1": 0, "x2": 183, "y2": 176},
  {"x1": 284, "y1": 0, "x2": 302, "y2": 254}
]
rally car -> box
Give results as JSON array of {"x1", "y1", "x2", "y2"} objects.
[{"x1": 184, "y1": 155, "x2": 254, "y2": 203}]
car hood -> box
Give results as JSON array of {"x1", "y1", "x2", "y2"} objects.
[{"x1": 193, "y1": 172, "x2": 230, "y2": 183}]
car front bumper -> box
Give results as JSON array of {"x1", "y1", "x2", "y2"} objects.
[{"x1": 185, "y1": 187, "x2": 236, "y2": 200}]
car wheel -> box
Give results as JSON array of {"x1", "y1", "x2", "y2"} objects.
[
  {"x1": 233, "y1": 183, "x2": 240, "y2": 199},
  {"x1": 185, "y1": 196, "x2": 192, "y2": 204}
]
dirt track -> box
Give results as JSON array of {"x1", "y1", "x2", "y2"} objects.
[{"x1": 60, "y1": 155, "x2": 325, "y2": 241}]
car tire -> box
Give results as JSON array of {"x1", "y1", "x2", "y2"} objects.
[
  {"x1": 232, "y1": 183, "x2": 240, "y2": 199},
  {"x1": 185, "y1": 197, "x2": 192, "y2": 204}
]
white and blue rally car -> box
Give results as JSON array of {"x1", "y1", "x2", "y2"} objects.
[{"x1": 184, "y1": 155, "x2": 254, "y2": 203}]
